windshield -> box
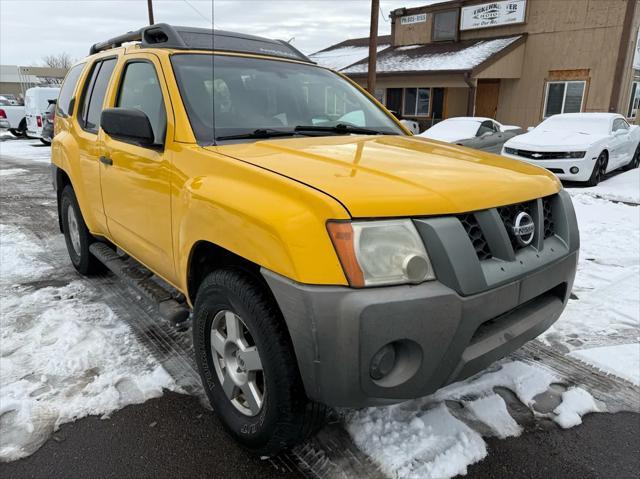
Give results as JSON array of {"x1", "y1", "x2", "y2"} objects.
[
  {"x1": 537, "y1": 116, "x2": 608, "y2": 135},
  {"x1": 426, "y1": 119, "x2": 480, "y2": 138},
  {"x1": 170, "y1": 53, "x2": 404, "y2": 143}
]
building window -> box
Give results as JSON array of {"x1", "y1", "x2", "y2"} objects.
[
  {"x1": 543, "y1": 80, "x2": 585, "y2": 117},
  {"x1": 403, "y1": 87, "x2": 431, "y2": 116},
  {"x1": 628, "y1": 81, "x2": 640, "y2": 119},
  {"x1": 432, "y1": 10, "x2": 457, "y2": 41}
]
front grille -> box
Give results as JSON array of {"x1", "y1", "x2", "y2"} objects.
[
  {"x1": 548, "y1": 168, "x2": 564, "y2": 174},
  {"x1": 458, "y1": 213, "x2": 492, "y2": 261},
  {"x1": 543, "y1": 196, "x2": 554, "y2": 239},
  {"x1": 508, "y1": 149, "x2": 585, "y2": 160},
  {"x1": 498, "y1": 200, "x2": 535, "y2": 251}
]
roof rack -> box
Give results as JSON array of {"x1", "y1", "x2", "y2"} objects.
[{"x1": 89, "y1": 23, "x2": 314, "y2": 63}]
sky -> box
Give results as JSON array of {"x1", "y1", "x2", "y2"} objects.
[{"x1": 0, "y1": 0, "x2": 441, "y2": 66}]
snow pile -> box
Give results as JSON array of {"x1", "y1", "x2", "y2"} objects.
[
  {"x1": 569, "y1": 344, "x2": 640, "y2": 386},
  {"x1": 553, "y1": 387, "x2": 599, "y2": 428},
  {"x1": 567, "y1": 169, "x2": 640, "y2": 205},
  {"x1": 347, "y1": 361, "x2": 598, "y2": 479},
  {"x1": 342, "y1": 36, "x2": 521, "y2": 74},
  {"x1": 0, "y1": 138, "x2": 51, "y2": 163},
  {"x1": 310, "y1": 43, "x2": 390, "y2": 71},
  {"x1": 542, "y1": 193, "x2": 639, "y2": 348},
  {"x1": 0, "y1": 223, "x2": 177, "y2": 461},
  {"x1": 0, "y1": 168, "x2": 28, "y2": 177}
]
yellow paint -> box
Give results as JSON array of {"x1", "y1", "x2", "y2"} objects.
[{"x1": 52, "y1": 47, "x2": 562, "y2": 303}]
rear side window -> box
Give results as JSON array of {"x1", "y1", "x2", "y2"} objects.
[
  {"x1": 116, "y1": 61, "x2": 167, "y2": 144},
  {"x1": 78, "y1": 58, "x2": 116, "y2": 133},
  {"x1": 57, "y1": 63, "x2": 85, "y2": 117}
]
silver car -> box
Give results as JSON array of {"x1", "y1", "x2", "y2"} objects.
[{"x1": 420, "y1": 117, "x2": 523, "y2": 154}]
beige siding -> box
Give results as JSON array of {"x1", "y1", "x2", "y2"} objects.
[
  {"x1": 617, "y1": 1, "x2": 640, "y2": 118},
  {"x1": 394, "y1": 12, "x2": 433, "y2": 46},
  {"x1": 445, "y1": 88, "x2": 469, "y2": 117}
]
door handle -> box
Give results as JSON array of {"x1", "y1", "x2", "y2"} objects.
[{"x1": 99, "y1": 156, "x2": 113, "y2": 166}]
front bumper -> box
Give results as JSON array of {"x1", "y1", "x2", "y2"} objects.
[
  {"x1": 263, "y1": 191, "x2": 579, "y2": 408},
  {"x1": 502, "y1": 152, "x2": 596, "y2": 182}
]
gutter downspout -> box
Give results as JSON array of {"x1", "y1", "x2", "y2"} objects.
[
  {"x1": 610, "y1": 0, "x2": 637, "y2": 112},
  {"x1": 464, "y1": 72, "x2": 476, "y2": 116}
]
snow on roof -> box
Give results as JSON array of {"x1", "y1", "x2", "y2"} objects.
[
  {"x1": 310, "y1": 44, "x2": 390, "y2": 71},
  {"x1": 342, "y1": 36, "x2": 522, "y2": 74}
]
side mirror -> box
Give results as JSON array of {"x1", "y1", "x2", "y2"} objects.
[
  {"x1": 480, "y1": 131, "x2": 493, "y2": 138},
  {"x1": 613, "y1": 128, "x2": 627, "y2": 136},
  {"x1": 101, "y1": 108, "x2": 156, "y2": 147}
]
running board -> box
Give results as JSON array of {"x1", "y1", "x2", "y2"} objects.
[{"x1": 89, "y1": 242, "x2": 191, "y2": 329}]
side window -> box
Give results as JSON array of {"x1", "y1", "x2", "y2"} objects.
[
  {"x1": 56, "y1": 63, "x2": 85, "y2": 117},
  {"x1": 477, "y1": 121, "x2": 494, "y2": 136},
  {"x1": 117, "y1": 61, "x2": 166, "y2": 144},
  {"x1": 613, "y1": 118, "x2": 629, "y2": 132},
  {"x1": 78, "y1": 58, "x2": 117, "y2": 132}
]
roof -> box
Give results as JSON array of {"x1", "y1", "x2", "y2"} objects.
[
  {"x1": 309, "y1": 35, "x2": 391, "y2": 71},
  {"x1": 90, "y1": 23, "x2": 313, "y2": 63},
  {"x1": 342, "y1": 35, "x2": 523, "y2": 75}
]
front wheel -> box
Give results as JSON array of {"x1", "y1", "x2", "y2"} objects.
[
  {"x1": 586, "y1": 152, "x2": 607, "y2": 187},
  {"x1": 60, "y1": 185, "x2": 102, "y2": 275},
  {"x1": 192, "y1": 268, "x2": 325, "y2": 455}
]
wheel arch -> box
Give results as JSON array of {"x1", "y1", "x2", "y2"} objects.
[{"x1": 53, "y1": 165, "x2": 73, "y2": 232}]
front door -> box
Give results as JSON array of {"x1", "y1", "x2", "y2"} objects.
[
  {"x1": 100, "y1": 55, "x2": 176, "y2": 283},
  {"x1": 475, "y1": 80, "x2": 500, "y2": 118}
]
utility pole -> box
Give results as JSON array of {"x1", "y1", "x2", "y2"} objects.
[
  {"x1": 367, "y1": 0, "x2": 380, "y2": 95},
  {"x1": 147, "y1": 0, "x2": 155, "y2": 25}
]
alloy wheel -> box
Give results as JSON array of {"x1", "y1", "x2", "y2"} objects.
[
  {"x1": 67, "y1": 204, "x2": 82, "y2": 256},
  {"x1": 210, "y1": 310, "x2": 264, "y2": 416}
]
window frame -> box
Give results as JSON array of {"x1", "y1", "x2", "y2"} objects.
[
  {"x1": 402, "y1": 87, "x2": 431, "y2": 117},
  {"x1": 76, "y1": 56, "x2": 117, "y2": 134},
  {"x1": 542, "y1": 80, "x2": 586, "y2": 118},
  {"x1": 627, "y1": 80, "x2": 640, "y2": 119},
  {"x1": 612, "y1": 118, "x2": 630, "y2": 132},
  {"x1": 114, "y1": 58, "x2": 168, "y2": 148},
  {"x1": 431, "y1": 9, "x2": 459, "y2": 42}
]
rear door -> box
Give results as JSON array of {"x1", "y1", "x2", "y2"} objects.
[
  {"x1": 100, "y1": 54, "x2": 176, "y2": 283},
  {"x1": 611, "y1": 118, "x2": 633, "y2": 168}
]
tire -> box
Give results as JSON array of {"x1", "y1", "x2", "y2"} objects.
[
  {"x1": 192, "y1": 268, "x2": 325, "y2": 455},
  {"x1": 623, "y1": 144, "x2": 640, "y2": 171},
  {"x1": 60, "y1": 185, "x2": 102, "y2": 275},
  {"x1": 8, "y1": 119, "x2": 26, "y2": 137},
  {"x1": 586, "y1": 151, "x2": 607, "y2": 187},
  {"x1": 40, "y1": 138, "x2": 51, "y2": 146},
  {"x1": 8, "y1": 128, "x2": 23, "y2": 137}
]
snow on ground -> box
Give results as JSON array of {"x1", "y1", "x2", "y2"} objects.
[
  {"x1": 567, "y1": 169, "x2": 640, "y2": 205},
  {"x1": 0, "y1": 210, "x2": 177, "y2": 460},
  {"x1": 0, "y1": 138, "x2": 51, "y2": 163},
  {"x1": 346, "y1": 361, "x2": 598, "y2": 479},
  {"x1": 569, "y1": 344, "x2": 640, "y2": 386}
]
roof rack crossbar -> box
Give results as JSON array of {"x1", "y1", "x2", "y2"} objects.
[{"x1": 88, "y1": 23, "x2": 314, "y2": 63}]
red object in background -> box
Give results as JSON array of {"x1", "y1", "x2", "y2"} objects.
[
  {"x1": 36, "y1": 115, "x2": 42, "y2": 127},
  {"x1": 0, "y1": 109, "x2": 6, "y2": 119}
]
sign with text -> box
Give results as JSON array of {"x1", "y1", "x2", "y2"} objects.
[
  {"x1": 460, "y1": 0, "x2": 527, "y2": 31},
  {"x1": 400, "y1": 13, "x2": 427, "y2": 25}
]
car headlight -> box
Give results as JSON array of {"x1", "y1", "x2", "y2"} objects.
[
  {"x1": 504, "y1": 147, "x2": 518, "y2": 155},
  {"x1": 327, "y1": 219, "x2": 435, "y2": 287}
]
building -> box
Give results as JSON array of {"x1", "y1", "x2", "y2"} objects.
[
  {"x1": 0, "y1": 65, "x2": 67, "y2": 101},
  {"x1": 311, "y1": 0, "x2": 640, "y2": 130}
]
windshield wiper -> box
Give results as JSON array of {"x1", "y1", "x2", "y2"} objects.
[
  {"x1": 294, "y1": 123, "x2": 389, "y2": 135},
  {"x1": 215, "y1": 128, "x2": 300, "y2": 141}
]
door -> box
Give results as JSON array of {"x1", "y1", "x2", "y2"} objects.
[
  {"x1": 611, "y1": 118, "x2": 634, "y2": 167},
  {"x1": 100, "y1": 56, "x2": 176, "y2": 283},
  {"x1": 475, "y1": 80, "x2": 500, "y2": 118},
  {"x1": 474, "y1": 120, "x2": 502, "y2": 152},
  {"x1": 385, "y1": 88, "x2": 403, "y2": 118}
]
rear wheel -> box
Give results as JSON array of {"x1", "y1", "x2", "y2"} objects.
[
  {"x1": 192, "y1": 268, "x2": 325, "y2": 455},
  {"x1": 623, "y1": 144, "x2": 640, "y2": 171},
  {"x1": 586, "y1": 151, "x2": 607, "y2": 187},
  {"x1": 9, "y1": 118, "x2": 26, "y2": 137},
  {"x1": 60, "y1": 185, "x2": 102, "y2": 275},
  {"x1": 40, "y1": 138, "x2": 51, "y2": 146}
]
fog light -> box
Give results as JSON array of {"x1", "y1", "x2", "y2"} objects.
[
  {"x1": 369, "y1": 343, "x2": 396, "y2": 380},
  {"x1": 570, "y1": 166, "x2": 579, "y2": 174}
]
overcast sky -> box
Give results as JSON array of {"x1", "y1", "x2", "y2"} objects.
[{"x1": 0, "y1": 0, "x2": 440, "y2": 66}]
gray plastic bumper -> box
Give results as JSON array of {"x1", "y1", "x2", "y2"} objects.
[{"x1": 262, "y1": 191, "x2": 579, "y2": 408}]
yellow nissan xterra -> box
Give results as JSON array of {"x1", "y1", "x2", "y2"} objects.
[{"x1": 51, "y1": 24, "x2": 579, "y2": 454}]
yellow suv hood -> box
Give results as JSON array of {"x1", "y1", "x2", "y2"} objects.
[{"x1": 209, "y1": 135, "x2": 561, "y2": 218}]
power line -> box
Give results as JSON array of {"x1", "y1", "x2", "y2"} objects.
[{"x1": 182, "y1": 0, "x2": 214, "y2": 26}]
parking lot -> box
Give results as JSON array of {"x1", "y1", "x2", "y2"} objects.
[{"x1": 0, "y1": 135, "x2": 638, "y2": 478}]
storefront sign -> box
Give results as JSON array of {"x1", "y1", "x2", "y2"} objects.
[
  {"x1": 633, "y1": 28, "x2": 640, "y2": 70},
  {"x1": 460, "y1": 0, "x2": 527, "y2": 31},
  {"x1": 400, "y1": 13, "x2": 427, "y2": 25}
]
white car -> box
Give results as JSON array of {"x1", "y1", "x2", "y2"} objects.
[
  {"x1": 419, "y1": 117, "x2": 523, "y2": 153},
  {"x1": 24, "y1": 86, "x2": 60, "y2": 140},
  {"x1": 502, "y1": 113, "x2": 640, "y2": 186}
]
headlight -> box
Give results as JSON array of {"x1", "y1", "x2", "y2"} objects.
[
  {"x1": 327, "y1": 219, "x2": 435, "y2": 287},
  {"x1": 504, "y1": 147, "x2": 518, "y2": 155}
]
